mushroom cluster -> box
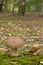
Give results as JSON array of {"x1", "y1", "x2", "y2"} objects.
[{"x1": 6, "y1": 36, "x2": 25, "y2": 56}]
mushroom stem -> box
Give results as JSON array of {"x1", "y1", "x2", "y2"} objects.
[{"x1": 9, "y1": 48, "x2": 19, "y2": 57}]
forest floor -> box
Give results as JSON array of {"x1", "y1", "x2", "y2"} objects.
[{"x1": 0, "y1": 12, "x2": 43, "y2": 65}]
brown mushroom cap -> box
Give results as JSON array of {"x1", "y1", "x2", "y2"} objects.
[
  {"x1": 32, "y1": 43, "x2": 40, "y2": 51},
  {"x1": 6, "y1": 36, "x2": 24, "y2": 49}
]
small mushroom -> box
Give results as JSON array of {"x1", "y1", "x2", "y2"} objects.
[
  {"x1": 6, "y1": 36, "x2": 25, "y2": 56},
  {"x1": 31, "y1": 43, "x2": 40, "y2": 55},
  {"x1": 32, "y1": 43, "x2": 40, "y2": 51}
]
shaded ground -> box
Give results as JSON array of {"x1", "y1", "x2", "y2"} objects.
[{"x1": 0, "y1": 12, "x2": 43, "y2": 21}]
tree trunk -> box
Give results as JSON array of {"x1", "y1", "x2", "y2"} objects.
[
  {"x1": 0, "y1": 0, "x2": 3, "y2": 12},
  {"x1": 18, "y1": 0, "x2": 26, "y2": 15},
  {"x1": 40, "y1": 0, "x2": 43, "y2": 15},
  {"x1": 12, "y1": 0, "x2": 16, "y2": 12}
]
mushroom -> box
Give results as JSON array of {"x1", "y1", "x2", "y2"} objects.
[
  {"x1": 31, "y1": 43, "x2": 40, "y2": 55},
  {"x1": 6, "y1": 36, "x2": 25, "y2": 56}
]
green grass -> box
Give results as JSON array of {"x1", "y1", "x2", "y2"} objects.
[{"x1": 0, "y1": 51, "x2": 43, "y2": 65}]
